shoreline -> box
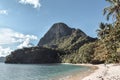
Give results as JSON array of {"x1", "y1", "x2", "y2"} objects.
[
  {"x1": 66, "y1": 64, "x2": 98, "y2": 80},
  {"x1": 52, "y1": 63, "x2": 98, "y2": 80},
  {"x1": 55, "y1": 63, "x2": 120, "y2": 80}
]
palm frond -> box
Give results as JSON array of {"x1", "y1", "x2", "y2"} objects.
[
  {"x1": 107, "y1": 11, "x2": 113, "y2": 20},
  {"x1": 106, "y1": 0, "x2": 115, "y2": 4}
]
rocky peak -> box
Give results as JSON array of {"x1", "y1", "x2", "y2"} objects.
[
  {"x1": 47, "y1": 22, "x2": 73, "y2": 37},
  {"x1": 38, "y1": 22, "x2": 87, "y2": 47}
]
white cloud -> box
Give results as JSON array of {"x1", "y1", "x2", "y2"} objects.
[
  {"x1": 17, "y1": 38, "x2": 34, "y2": 48},
  {"x1": 0, "y1": 10, "x2": 8, "y2": 15},
  {"x1": 0, "y1": 28, "x2": 37, "y2": 45},
  {"x1": 0, "y1": 28, "x2": 38, "y2": 56},
  {"x1": 19, "y1": 0, "x2": 41, "y2": 8},
  {"x1": 0, "y1": 46, "x2": 12, "y2": 57}
]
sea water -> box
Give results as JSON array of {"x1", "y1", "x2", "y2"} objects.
[{"x1": 0, "y1": 63, "x2": 89, "y2": 80}]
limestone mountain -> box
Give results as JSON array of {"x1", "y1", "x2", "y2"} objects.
[
  {"x1": 38, "y1": 23, "x2": 76, "y2": 47},
  {"x1": 5, "y1": 22, "x2": 97, "y2": 64},
  {"x1": 38, "y1": 22, "x2": 95, "y2": 50}
]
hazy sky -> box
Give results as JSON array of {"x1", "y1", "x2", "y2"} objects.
[{"x1": 0, "y1": 0, "x2": 110, "y2": 56}]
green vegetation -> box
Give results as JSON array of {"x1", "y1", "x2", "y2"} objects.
[
  {"x1": 61, "y1": 0, "x2": 120, "y2": 64},
  {"x1": 95, "y1": 0, "x2": 120, "y2": 63},
  {"x1": 5, "y1": 47, "x2": 65, "y2": 64},
  {"x1": 61, "y1": 42, "x2": 96, "y2": 63}
]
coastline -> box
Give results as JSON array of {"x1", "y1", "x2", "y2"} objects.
[
  {"x1": 65, "y1": 64, "x2": 98, "y2": 80},
  {"x1": 52, "y1": 63, "x2": 98, "y2": 80},
  {"x1": 55, "y1": 63, "x2": 120, "y2": 80}
]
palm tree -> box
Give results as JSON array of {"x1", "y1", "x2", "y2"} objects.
[
  {"x1": 97, "y1": 23, "x2": 114, "y2": 61},
  {"x1": 103, "y1": 0, "x2": 120, "y2": 45},
  {"x1": 97, "y1": 22, "x2": 108, "y2": 39},
  {"x1": 97, "y1": 0, "x2": 120, "y2": 63},
  {"x1": 97, "y1": 23, "x2": 105, "y2": 39},
  {"x1": 103, "y1": 0, "x2": 120, "y2": 21}
]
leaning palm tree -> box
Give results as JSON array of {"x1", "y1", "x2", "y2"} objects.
[
  {"x1": 103, "y1": 0, "x2": 120, "y2": 21},
  {"x1": 98, "y1": 0, "x2": 120, "y2": 63},
  {"x1": 104, "y1": 0, "x2": 120, "y2": 50}
]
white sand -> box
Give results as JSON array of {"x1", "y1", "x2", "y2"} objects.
[{"x1": 82, "y1": 64, "x2": 120, "y2": 80}]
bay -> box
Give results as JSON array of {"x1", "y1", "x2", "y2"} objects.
[{"x1": 0, "y1": 63, "x2": 89, "y2": 80}]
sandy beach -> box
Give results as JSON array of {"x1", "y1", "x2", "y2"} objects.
[
  {"x1": 58, "y1": 64, "x2": 120, "y2": 80},
  {"x1": 82, "y1": 64, "x2": 120, "y2": 80}
]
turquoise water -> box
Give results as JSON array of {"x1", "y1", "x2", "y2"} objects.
[{"x1": 0, "y1": 63, "x2": 89, "y2": 80}]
